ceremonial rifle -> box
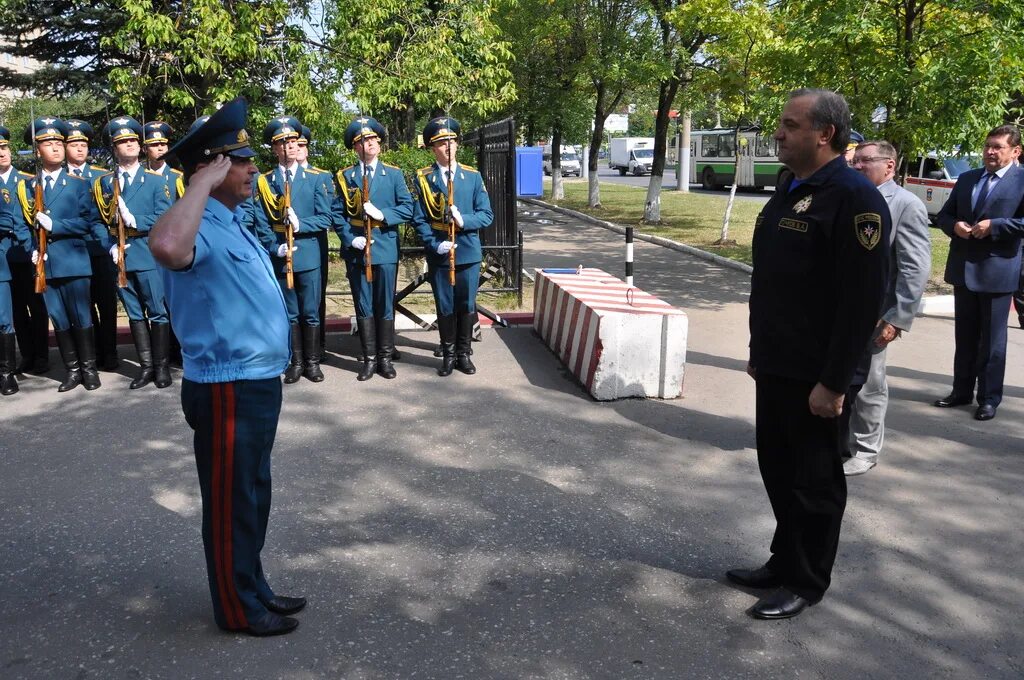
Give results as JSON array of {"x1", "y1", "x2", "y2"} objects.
[
  {"x1": 283, "y1": 172, "x2": 295, "y2": 289},
  {"x1": 361, "y1": 160, "x2": 373, "y2": 283},
  {"x1": 112, "y1": 172, "x2": 128, "y2": 288},
  {"x1": 445, "y1": 137, "x2": 455, "y2": 287},
  {"x1": 29, "y1": 107, "x2": 47, "y2": 294}
]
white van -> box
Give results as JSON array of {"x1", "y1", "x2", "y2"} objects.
[
  {"x1": 904, "y1": 154, "x2": 977, "y2": 219},
  {"x1": 542, "y1": 145, "x2": 582, "y2": 177}
]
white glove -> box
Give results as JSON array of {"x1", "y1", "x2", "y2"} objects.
[
  {"x1": 31, "y1": 249, "x2": 48, "y2": 264},
  {"x1": 277, "y1": 243, "x2": 298, "y2": 258},
  {"x1": 287, "y1": 207, "x2": 300, "y2": 233},
  {"x1": 35, "y1": 212, "x2": 53, "y2": 232},
  {"x1": 449, "y1": 205, "x2": 464, "y2": 228},
  {"x1": 435, "y1": 241, "x2": 457, "y2": 255},
  {"x1": 363, "y1": 201, "x2": 384, "y2": 222},
  {"x1": 352, "y1": 236, "x2": 371, "y2": 250},
  {"x1": 109, "y1": 243, "x2": 131, "y2": 264},
  {"x1": 116, "y1": 196, "x2": 137, "y2": 229}
]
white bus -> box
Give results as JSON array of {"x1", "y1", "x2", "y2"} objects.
[{"x1": 688, "y1": 127, "x2": 785, "y2": 191}]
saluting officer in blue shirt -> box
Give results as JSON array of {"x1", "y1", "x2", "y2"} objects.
[
  {"x1": 0, "y1": 126, "x2": 32, "y2": 395},
  {"x1": 17, "y1": 117, "x2": 104, "y2": 392},
  {"x1": 143, "y1": 121, "x2": 186, "y2": 202},
  {"x1": 333, "y1": 117, "x2": 414, "y2": 381},
  {"x1": 253, "y1": 116, "x2": 332, "y2": 384},
  {"x1": 149, "y1": 97, "x2": 305, "y2": 638},
  {"x1": 92, "y1": 116, "x2": 173, "y2": 389},
  {"x1": 2, "y1": 125, "x2": 45, "y2": 381},
  {"x1": 411, "y1": 116, "x2": 494, "y2": 376},
  {"x1": 64, "y1": 118, "x2": 122, "y2": 372}
]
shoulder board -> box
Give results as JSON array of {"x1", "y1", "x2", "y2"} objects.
[
  {"x1": 312, "y1": 166, "x2": 330, "y2": 174},
  {"x1": 169, "y1": 168, "x2": 184, "y2": 176},
  {"x1": 17, "y1": 171, "x2": 33, "y2": 178},
  {"x1": 100, "y1": 171, "x2": 115, "y2": 179},
  {"x1": 417, "y1": 165, "x2": 433, "y2": 175},
  {"x1": 90, "y1": 165, "x2": 108, "y2": 172},
  {"x1": 459, "y1": 164, "x2": 478, "y2": 173},
  {"x1": 66, "y1": 173, "x2": 86, "y2": 181},
  {"x1": 144, "y1": 169, "x2": 163, "y2": 177},
  {"x1": 381, "y1": 162, "x2": 403, "y2": 171},
  {"x1": 342, "y1": 164, "x2": 358, "y2": 173},
  {"x1": 304, "y1": 167, "x2": 324, "y2": 175},
  {"x1": 263, "y1": 169, "x2": 275, "y2": 177}
]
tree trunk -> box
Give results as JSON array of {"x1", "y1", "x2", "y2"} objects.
[
  {"x1": 551, "y1": 126, "x2": 565, "y2": 200},
  {"x1": 643, "y1": 78, "x2": 679, "y2": 223}
]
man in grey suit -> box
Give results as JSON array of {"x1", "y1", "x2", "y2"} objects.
[
  {"x1": 845, "y1": 141, "x2": 932, "y2": 475},
  {"x1": 933, "y1": 125, "x2": 1024, "y2": 421}
]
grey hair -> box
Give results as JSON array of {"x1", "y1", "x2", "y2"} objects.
[
  {"x1": 857, "y1": 140, "x2": 897, "y2": 160},
  {"x1": 788, "y1": 88, "x2": 852, "y2": 153}
]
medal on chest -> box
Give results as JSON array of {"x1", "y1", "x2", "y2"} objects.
[{"x1": 792, "y1": 195, "x2": 812, "y2": 214}]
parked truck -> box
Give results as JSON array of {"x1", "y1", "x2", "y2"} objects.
[{"x1": 609, "y1": 137, "x2": 655, "y2": 176}]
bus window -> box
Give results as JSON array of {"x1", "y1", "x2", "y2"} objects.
[
  {"x1": 720, "y1": 134, "x2": 735, "y2": 158},
  {"x1": 755, "y1": 135, "x2": 776, "y2": 157},
  {"x1": 701, "y1": 135, "x2": 718, "y2": 157}
]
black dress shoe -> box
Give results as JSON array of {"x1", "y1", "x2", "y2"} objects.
[
  {"x1": 235, "y1": 612, "x2": 299, "y2": 637},
  {"x1": 974, "y1": 404, "x2": 996, "y2": 421},
  {"x1": 933, "y1": 393, "x2": 972, "y2": 408},
  {"x1": 262, "y1": 595, "x2": 307, "y2": 616},
  {"x1": 726, "y1": 564, "x2": 780, "y2": 589},
  {"x1": 750, "y1": 587, "x2": 811, "y2": 620}
]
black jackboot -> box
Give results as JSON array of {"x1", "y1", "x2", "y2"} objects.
[
  {"x1": 456, "y1": 312, "x2": 477, "y2": 375},
  {"x1": 73, "y1": 326, "x2": 101, "y2": 391},
  {"x1": 436, "y1": 314, "x2": 456, "y2": 377},
  {"x1": 283, "y1": 324, "x2": 303, "y2": 384},
  {"x1": 0, "y1": 332, "x2": 19, "y2": 395},
  {"x1": 301, "y1": 322, "x2": 324, "y2": 382},
  {"x1": 376, "y1": 317, "x2": 397, "y2": 379},
  {"x1": 151, "y1": 322, "x2": 173, "y2": 388},
  {"x1": 55, "y1": 329, "x2": 82, "y2": 392},
  {"x1": 356, "y1": 317, "x2": 376, "y2": 381},
  {"x1": 128, "y1": 320, "x2": 154, "y2": 389}
]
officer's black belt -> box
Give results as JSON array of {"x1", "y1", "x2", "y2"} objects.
[{"x1": 106, "y1": 227, "x2": 145, "y2": 239}]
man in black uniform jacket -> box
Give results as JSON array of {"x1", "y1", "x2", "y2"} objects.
[{"x1": 730, "y1": 89, "x2": 889, "y2": 619}]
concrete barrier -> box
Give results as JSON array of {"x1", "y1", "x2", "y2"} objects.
[{"x1": 534, "y1": 268, "x2": 687, "y2": 400}]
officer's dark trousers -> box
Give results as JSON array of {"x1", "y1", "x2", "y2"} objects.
[
  {"x1": 756, "y1": 373, "x2": 847, "y2": 603},
  {"x1": 182, "y1": 377, "x2": 281, "y2": 630},
  {"x1": 428, "y1": 262, "x2": 480, "y2": 315},
  {"x1": 89, "y1": 254, "x2": 119, "y2": 362},
  {"x1": 952, "y1": 286, "x2": 1011, "y2": 407},
  {"x1": 10, "y1": 261, "x2": 49, "y2": 365},
  {"x1": 348, "y1": 262, "x2": 397, "y2": 319}
]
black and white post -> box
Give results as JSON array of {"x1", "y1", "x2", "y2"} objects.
[{"x1": 625, "y1": 226, "x2": 634, "y2": 286}]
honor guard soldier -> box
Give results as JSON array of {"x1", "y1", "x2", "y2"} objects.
[
  {"x1": 333, "y1": 117, "x2": 414, "y2": 380},
  {"x1": 0, "y1": 126, "x2": 32, "y2": 394},
  {"x1": 411, "y1": 116, "x2": 493, "y2": 376},
  {"x1": 150, "y1": 97, "x2": 305, "y2": 637},
  {"x1": 253, "y1": 116, "x2": 332, "y2": 384},
  {"x1": 2, "y1": 126, "x2": 48, "y2": 376},
  {"x1": 93, "y1": 116, "x2": 174, "y2": 389},
  {"x1": 143, "y1": 121, "x2": 186, "y2": 201},
  {"x1": 298, "y1": 124, "x2": 336, "y2": 359},
  {"x1": 64, "y1": 118, "x2": 121, "y2": 371},
  {"x1": 17, "y1": 117, "x2": 105, "y2": 392},
  {"x1": 733, "y1": 89, "x2": 889, "y2": 619}
]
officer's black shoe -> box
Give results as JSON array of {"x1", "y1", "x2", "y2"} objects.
[
  {"x1": 726, "y1": 564, "x2": 780, "y2": 589},
  {"x1": 750, "y1": 587, "x2": 811, "y2": 620},
  {"x1": 974, "y1": 404, "x2": 997, "y2": 421},
  {"x1": 55, "y1": 329, "x2": 82, "y2": 393},
  {"x1": 301, "y1": 323, "x2": 324, "y2": 383},
  {"x1": 436, "y1": 314, "x2": 456, "y2": 377},
  {"x1": 376, "y1": 317, "x2": 397, "y2": 379},
  {"x1": 284, "y1": 323, "x2": 303, "y2": 384},
  {"x1": 151, "y1": 322, "x2": 173, "y2": 388},
  {"x1": 356, "y1": 317, "x2": 376, "y2": 382},
  {"x1": 128, "y1": 320, "x2": 155, "y2": 390},
  {"x1": 933, "y1": 393, "x2": 972, "y2": 408},
  {"x1": 235, "y1": 612, "x2": 299, "y2": 637},
  {"x1": 261, "y1": 595, "x2": 307, "y2": 616},
  {"x1": 74, "y1": 326, "x2": 102, "y2": 391},
  {"x1": 0, "y1": 333, "x2": 18, "y2": 395}
]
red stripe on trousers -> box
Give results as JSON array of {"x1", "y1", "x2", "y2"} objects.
[
  {"x1": 210, "y1": 384, "x2": 236, "y2": 629},
  {"x1": 220, "y1": 384, "x2": 247, "y2": 628}
]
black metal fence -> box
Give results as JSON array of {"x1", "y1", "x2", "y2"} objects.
[{"x1": 462, "y1": 117, "x2": 523, "y2": 306}]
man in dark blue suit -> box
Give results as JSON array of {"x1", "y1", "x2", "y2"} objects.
[
  {"x1": 934, "y1": 125, "x2": 1024, "y2": 421},
  {"x1": 333, "y1": 117, "x2": 414, "y2": 381}
]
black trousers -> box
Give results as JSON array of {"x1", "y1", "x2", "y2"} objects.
[
  {"x1": 89, "y1": 254, "x2": 119, "y2": 362},
  {"x1": 952, "y1": 286, "x2": 1011, "y2": 407},
  {"x1": 756, "y1": 373, "x2": 847, "y2": 602},
  {"x1": 9, "y1": 260, "x2": 50, "y2": 365}
]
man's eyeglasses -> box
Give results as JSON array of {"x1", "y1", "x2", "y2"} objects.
[{"x1": 851, "y1": 156, "x2": 892, "y2": 165}]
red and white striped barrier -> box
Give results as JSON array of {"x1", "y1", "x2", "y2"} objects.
[{"x1": 533, "y1": 268, "x2": 688, "y2": 400}]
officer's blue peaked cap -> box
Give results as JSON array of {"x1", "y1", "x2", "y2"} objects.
[
  {"x1": 168, "y1": 97, "x2": 256, "y2": 165},
  {"x1": 343, "y1": 117, "x2": 384, "y2": 149},
  {"x1": 106, "y1": 116, "x2": 144, "y2": 145},
  {"x1": 422, "y1": 116, "x2": 460, "y2": 147},
  {"x1": 144, "y1": 121, "x2": 174, "y2": 145},
  {"x1": 298, "y1": 125, "x2": 312, "y2": 145},
  {"x1": 0, "y1": 125, "x2": 10, "y2": 145},
  {"x1": 263, "y1": 116, "x2": 302, "y2": 145},
  {"x1": 64, "y1": 119, "x2": 95, "y2": 143},
  {"x1": 24, "y1": 117, "x2": 68, "y2": 144}
]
